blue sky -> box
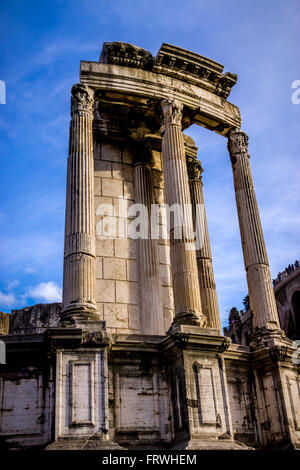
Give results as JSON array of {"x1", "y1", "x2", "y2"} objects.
[{"x1": 0, "y1": 0, "x2": 299, "y2": 327}]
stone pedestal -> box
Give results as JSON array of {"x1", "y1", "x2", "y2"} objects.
[
  {"x1": 250, "y1": 344, "x2": 300, "y2": 449},
  {"x1": 48, "y1": 328, "x2": 112, "y2": 447},
  {"x1": 62, "y1": 84, "x2": 99, "y2": 324},
  {"x1": 161, "y1": 99, "x2": 206, "y2": 329},
  {"x1": 161, "y1": 327, "x2": 246, "y2": 449}
]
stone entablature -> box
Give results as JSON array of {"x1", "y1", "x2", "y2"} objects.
[
  {"x1": 154, "y1": 43, "x2": 237, "y2": 99},
  {"x1": 100, "y1": 42, "x2": 154, "y2": 70},
  {"x1": 99, "y1": 42, "x2": 237, "y2": 99},
  {"x1": 80, "y1": 43, "x2": 241, "y2": 137}
]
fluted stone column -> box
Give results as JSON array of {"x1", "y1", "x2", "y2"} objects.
[
  {"x1": 62, "y1": 83, "x2": 99, "y2": 322},
  {"x1": 134, "y1": 145, "x2": 164, "y2": 335},
  {"x1": 186, "y1": 156, "x2": 221, "y2": 331},
  {"x1": 161, "y1": 99, "x2": 206, "y2": 329},
  {"x1": 228, "y1": 128, "x2": 280, "y2": 331}
]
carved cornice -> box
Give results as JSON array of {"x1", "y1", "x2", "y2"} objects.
[
  {"x1": 71, "y1": 83, "x2": 94, "y2": 116},
  {"x1": 161, "y1": 99, "x2": 183, "y2": 127},
  {"x1": 172, "y1": 332, "x2": 190, "y2": 350},
  {"x1": 186, "y1": 156, "x2": 203, "y2": 182},
  {"x1": 98, "y1": 42, "x2": 237, "y2": 99},
  {"x1": 82, "y1": 330, "x2": 112, "y2": 348},
  {"x1": 155, "y1": 44, "x2": 237, "y2": 99},
  {"x1": 100, "y1": 42, "x2": 154, "y2": 70},
  {"x1": 269, "y1": 345, "x2": 288, "y2": 363}
]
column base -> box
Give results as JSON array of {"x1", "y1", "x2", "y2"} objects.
[
  {"x1": 60, "y1": 304, "x2": 101, "y2": 327},
  {"x1": 45, "y1": 438, "x2": 123, "y2": 451},
  {"x1": 250, "y1": 326, "x2": 292, "y2": 350},
  {"x1": 173, "y1": 438, "x2": 251, "y2": 450},
  {"x1": 167, "y1": 310, "x2": 207, "y2": 333}
]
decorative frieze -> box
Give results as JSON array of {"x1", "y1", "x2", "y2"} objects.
[
  {"x1": 98, "y1": 42, "x2": 237, "y2": 100},
  {"x1": 154, "y1": 43, "x2": 237, "y2": 98},
  {"x1": 100, "y1": 42, "x2": 154, "y2": 70}
]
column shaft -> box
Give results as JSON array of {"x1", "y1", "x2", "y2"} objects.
[
  {"x1": 62, "y1": 83, "x2": 98, "y2": 321},
  {"x1": 187, "y1": 156, "x2": 221, "y2": 331},
  {"x1": 228, "y1": 129, "x2": 279, "y2": 330},
  {"x1": 134, "y1": 158, "x2": 164, "y2": 335},
  {"x1": 161, "y1": 99, "x2": 206, "y2": 328}
]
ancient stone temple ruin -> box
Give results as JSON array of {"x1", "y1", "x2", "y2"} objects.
[{"x1": 1, "y1": 42, "x2": 300, "y2": 450}]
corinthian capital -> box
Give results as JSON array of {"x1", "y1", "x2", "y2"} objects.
[
  {"x1": 227, "y1": 128, "x2": 249, "y2": 156},
  {"x1": 161, "y1": 98, "x2": 183, "y2": 127},
  {"x1": 71, "y1": 83, "x2": 95, "y2": 116},
  {"x1": 186, "y1": 156, "x2": 203, "y2": 182}
]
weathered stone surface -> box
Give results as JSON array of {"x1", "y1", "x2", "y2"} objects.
[
  {"x1": 55, "y1": 349, "x2": 109, "y2": 441},
  {"x1": 100, "y1": 142, "x2": 122, "y2": 162},
  {"x1": 115, "y1": 280, "x2": 139, "y2": 305},
  {"x1": 100, "y1": 42, "x2": 154, "y2": 70},
  {"x1": 0, "y1": 334, "x2": 54, "y2": 449},
  {"x1": 0, "y1": 312, "x2": 10, "y2": 335},
  {"x1": 96, "y1": 279, "x2": 115, "y2": 302},
  {"x1": 103, "y1": 257, "x2": 126, "y2": 280},
  {"x1": 154, "y1": 43, "x2": 237, "y2": 99},
  {"x1": 114, "y1": 238, "x2": 137, "y2": 259},
  {"x1": 98, "y1": 41, "x2": 237, "y2": 99},
  {"x1": 10, "y1": 303, "x2": 62, "y2": 334},
  {"x1": 102, "y1": 178, "x2": 123, "y2": 197}
]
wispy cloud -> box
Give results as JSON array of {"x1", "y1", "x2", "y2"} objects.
[
  {"x1": 26, "y1": 281, "x2": 62, "y2": 303},
  {"x1": 33, "y1": 40, "x2": 99, "y2": 67},
  {"x1": 0, "y1": 291, "x2": 16, "y2": 308},
  {"x1": 0, "y1": 280, "x2": 62, "y2": 311}
]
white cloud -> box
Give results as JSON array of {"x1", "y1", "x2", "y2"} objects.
[
  {"x1": 0, "y1": 291, "x2": 16, "y2": 308},
  {"x1": 6, "y1": 280, "x2": 19, "y2": 290},
  {"x1": 27, "y1": 281, "x2": 62, "y2": 303},
  {"x1": 24, "y1": 266, "x2": 36, "y2": 274},
  {"x1": 33, "y1": 40, "x2": 99, "y2": 66}
]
